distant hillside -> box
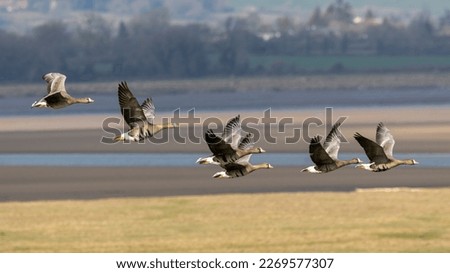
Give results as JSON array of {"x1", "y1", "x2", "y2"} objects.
[
  {"x1": 0, "y1": 0, "x2": 449, "y2": 34},
  {"x1": 228, "y1": 0, "x2": 449, "y2": 17}
]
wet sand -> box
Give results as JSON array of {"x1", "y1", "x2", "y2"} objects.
[
  {"x1": 0, "y1": 106, "x2": 449, "y2": 202},
  {"x1": 1, "y1": 166, "x2": 449, "y2": 202},
  {"x1": 0, "y1": 106, "x2": 449, "y2": 153}
]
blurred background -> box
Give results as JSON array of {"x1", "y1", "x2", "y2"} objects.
[{"x1": 0, "y1": 0, "x2": 450, "y2": 83}]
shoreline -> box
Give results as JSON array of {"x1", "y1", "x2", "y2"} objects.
[
  {"x1": 1, "y1": 166, "x2": 449, "y2": 202},
  {"x1": 1, "y1": 104, "x2": 450, "y2": 131},
  {"x1": 1, "y1": 103, "x2": 449, "y2": 202},
  {"x1": 0, "y1": 105, "x2": 449, "y2": 153},
  {"x1": 3, "y1": 72, "x2": 450, "y2": 97}
]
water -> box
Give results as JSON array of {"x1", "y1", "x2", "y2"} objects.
[
  {"x1": 1, "y1": 87, "x2": 450, "y2": 116},
  {"x1": 1, "y1": 86, "x2": 448, "y2": 168},
  {"x1": 0, "y1": 153, "x2": 448, "y2": 168}
]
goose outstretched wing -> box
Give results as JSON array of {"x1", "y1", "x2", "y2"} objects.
[
  {"x1": 323, "y1": 122, "x2": 341, "y2": 160},
  {"x1": 222, "y1": 115, "x2": 242, "y2": 148},
  {"x1": 354, "y1": 132, "x2": 390, "y2": 164},
  {"x1": 141, "y1": 97, "x2": 156, "y2": 122},
  {"x1": 309, "y1": 136, "x2": 335, "y2": 166},
  {"x1": 204, "y1": 129, "x2": 233, "y2": 155},
  {"x1": 118, "y1": 81, "x2": 147, "y2": 126},
  {"x1": 42, "y1": 72, "x2": 69, "y2": 97},
  {"x1": 376, "y1": 122, "x2": 395, "y2": 159}
]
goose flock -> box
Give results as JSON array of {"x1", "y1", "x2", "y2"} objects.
[
  {"x1": 31, "y1": 72, "x2": 419, "y2": 178},
  {"x1": 197, "y1": 115, "x2": 272, "y2": 178}
]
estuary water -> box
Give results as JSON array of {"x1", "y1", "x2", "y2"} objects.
[
  {"x1": 1, "y1": 87, "x2": 450, "y2": 116},
  {"x1": 1, "y1": 86, "x2": 449, "y2": 169},
  {"x1": 0, "y1": 153, "x2": 448, "y2": 168}
]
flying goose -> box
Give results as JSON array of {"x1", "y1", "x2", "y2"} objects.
[
  {"x1": 31, "y1": 73, "x2": 94, "y2": 109},
  {"x1": 301, "y1": 122, "x2": 362, "y2": 173},
  {"x1": 196, "y1": 115, "x2": 242, "y2": 165},
  {"x1": 212, "y1": 133, "x2": 273, "y2": 178},
  {"x1": 196, "y1": 115, "x2": 265, "y2": 165},
  {"x1": 354, "y1": 122, "x2": 418, "y2": 172},
  {"x1": 114, "y1": 81, "x2": 177, "y2": 142},
  {"x1": 213, "y1": 158, "x2": 273, "y2": 178}
]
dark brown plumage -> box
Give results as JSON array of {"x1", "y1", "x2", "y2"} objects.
[
  {"x1": 32, "y1": 72, "x2": 94, "y2": 109},
  {"x1": 354, "y1": 123, "x2": 418, "y2": 172},
  {"x1": 302, "y1": 122, "x2": 361, "y2": 173},
  {"x1": 114, "y1": 81, "x2": 176, "y2": 142},
  {"x1": 196, "y1": 115, "x2": 265, "y2": 165}
]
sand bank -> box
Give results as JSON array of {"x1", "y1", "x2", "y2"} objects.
[{"x1": 0, "y1": 106, "x2": 449, "y2": 153}]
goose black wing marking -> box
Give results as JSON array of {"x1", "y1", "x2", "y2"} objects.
[
  {"x1": 309, "y1": 136, "x2": 335, "y2": 166},
  {"x1": 118, "y1": 81, "x2": 147, "y2": 127},
  {"x1": 354, "y1": 132, "x2": 390, "y2": 164}
]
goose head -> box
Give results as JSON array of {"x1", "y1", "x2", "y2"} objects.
[
  {"x1": 212, "y1": 171, "x2": 231, "y2": 179},
  {"x1": 253, "y1": 162, "x2": 274, "y2": 171},
  {"x1": 410, "y1": 159, "x2": 419, "y2": 165},
  {"x1": 163, "y1": 122, "x2": 178, "y2": 129},
  {"x1": 301, "y1": 166, "x2": 321, "y2": 173},
  {"x1": 355, "y1": 162, "x2": 375, "y2": 171},
  {"x1": 196, "y1": 157, "x2": 207, "y2": 164},
  {"x1": 113, "y1": 132, "x2": 139, "y2": 143},
  {"x1": 31, "y1": 100, "x2": 48, "y2": 108},
  {"x1": 196, "y1": 156, "x2": 219, "y2": 165},
  {"x1": 76, "y1": 97, "x2": 94, "y2": 104}
]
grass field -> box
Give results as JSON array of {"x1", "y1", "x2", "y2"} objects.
[{"x1": 1, "y1": 188, "x2": 449, "y2": 253}]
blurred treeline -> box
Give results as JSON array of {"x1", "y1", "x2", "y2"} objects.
[{"x1": 2, "y1": 1, "x2": 450, "y2": 82}]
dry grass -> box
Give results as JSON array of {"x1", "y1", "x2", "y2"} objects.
[{"x1": 1, "y1": 189, "x2": 449, "y2": 252}]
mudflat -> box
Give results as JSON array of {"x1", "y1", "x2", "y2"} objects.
[
  {"x1": 0, "y1": 105, "x2": 449, "y2": 202},
  {"x1": 0, "y1": 106, "x2": 449, "y2": 153}
]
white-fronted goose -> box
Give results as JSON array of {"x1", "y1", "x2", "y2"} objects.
[
  {"x1": 114, "y1": 81, "x2": 177, "y2": 142},
  {"x1": 196, "y1": 115, "x2": 265, "y2": 165},
  {"x1": 31, "y1": 73, "x2": 94, "y2": 109},
  {"x1": 301, "y1": 122, "x2": 361, "y2": 173},
  {"x1": 196, "y1": 115, "x2": 242, "y2": 165},
  {"x1": 212, "y1": 134, "x2": 273, "y2": 178},
  {"x1": 354, "y1": 122, "x2": 418, "y2": 172},
  {"x1": 213, "y1": 158, "x2": 273, "y2": 178}
]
